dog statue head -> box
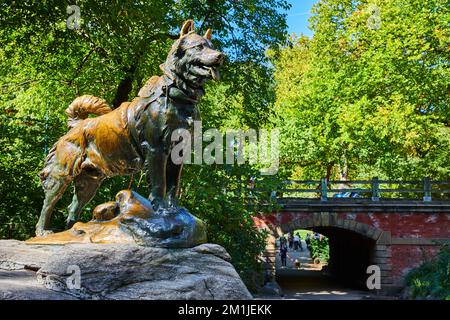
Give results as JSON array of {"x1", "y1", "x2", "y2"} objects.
[{"x1": 161, "y1": 20, "x2": 225, "y2": 99}]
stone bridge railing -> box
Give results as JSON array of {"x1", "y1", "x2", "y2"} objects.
[{"x1": 278, "y1": 178, "x2": 450, "y2": 201}]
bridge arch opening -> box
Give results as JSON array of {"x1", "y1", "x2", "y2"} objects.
[
  {"x1": 278, "y1": 226, "x2": 376, "y2": 289},
  {"x1": 268, "y1": 214, "x2": 386, "y2": 298}
]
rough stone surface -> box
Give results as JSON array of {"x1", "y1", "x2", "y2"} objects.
[
  {"x1": 0, "y1": 240, "x2": 252, "y2": 300},
  {"x1": 257, "y1": 281, "x2": 283, "y2": 297},
  {"x1": 0, "y1": 270, "x2": 76, "y2": 300},
  {"x1": 0, "y1": 240, "x2": 62, "y2": 270}
]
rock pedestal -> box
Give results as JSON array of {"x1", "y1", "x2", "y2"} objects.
[{"x1": 0, "y1": 240, "x2": 252, "y2": 300}]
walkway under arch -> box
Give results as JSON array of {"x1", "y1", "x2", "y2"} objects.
[{"x1": 260, "y1": 212, "x2": 392, "y2": 294}]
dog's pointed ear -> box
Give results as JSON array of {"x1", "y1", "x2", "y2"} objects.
[
  {"x1": 204, "y1": 28, "x2": 212, "y2": 40},
  {"x1": 180, "y1": 19, "x2": 195, "y2": 37}
]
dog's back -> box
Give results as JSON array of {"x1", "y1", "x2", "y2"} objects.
[{"x1": 41, "y1": 101, "x2": 142, "y2": 181}]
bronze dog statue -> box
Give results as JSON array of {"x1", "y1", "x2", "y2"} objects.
[{"x1": 36, "y1": 20, "x2": 224, "y2": 236}]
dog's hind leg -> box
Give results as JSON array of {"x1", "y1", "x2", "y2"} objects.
[
  {"x1": 36, "y1": 175, "x2": 72, "y2": 236},
  {"x1": 66, "y1": 168, "x2": 104, "y2": 228}
]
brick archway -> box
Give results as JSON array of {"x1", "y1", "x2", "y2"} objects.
[
  {"x1": 256, "y1": 212, "x2": 393, "y2": 290},
  {"x1": 278, "y1": 212, "x2": 384, "y2": 241},
  {"x1": 254, "y1": 201, "x2": 450, "y2": 294}
]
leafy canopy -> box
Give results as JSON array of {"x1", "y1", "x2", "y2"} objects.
[{"x1": 271, "y1": 0, "x2": 450, "y2": 181}]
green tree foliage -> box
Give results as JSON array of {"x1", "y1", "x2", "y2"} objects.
[
  {"x1": 0, "y1": 0, "x2": 290, "y2": 290},
  {"x1": 405, "y1": 244, "x2": 450, "y2": 300},
  {"x1": 271, "y1": 0, "x2": 450, "y2": 181},
  {"x1": 308, "y1": 236, "x2": 330, "y2": 264}
]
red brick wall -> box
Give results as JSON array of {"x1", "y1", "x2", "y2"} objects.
[
  {"x1": 350, "y1": 212, "x2": 450, "y2": 238},
  {"x1": 390, "y1": 245, "x2": 441, "y2": 281},
  {"x1": 255, "y1": 212, "x2": 450, "y2": 238}
]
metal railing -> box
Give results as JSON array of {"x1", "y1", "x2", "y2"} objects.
[{"x1": 278, "y1": 177, "x2": 450, "y2": 202}]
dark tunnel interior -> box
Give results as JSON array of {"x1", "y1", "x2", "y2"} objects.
[
  {"x1": 275, "y1": 226, "x2": 376, "y2": 292},
  {"x1": 313, "y1": 226, "x2": 375, "y2": 290}
]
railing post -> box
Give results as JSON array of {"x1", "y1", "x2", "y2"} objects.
[
  {"x1": 320, "y1": 178, "x2": 328, "y2": 202},
  {"x1": 371, "y1": 177, "x2": 380, "y2": 201},
  {"x1": 423, "y1": 177, "x2": 432, "y2": 202}
]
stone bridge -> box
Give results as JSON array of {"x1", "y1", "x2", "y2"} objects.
[{"x1": 253, "y1": 198, "x2": 450, "y2": 294}]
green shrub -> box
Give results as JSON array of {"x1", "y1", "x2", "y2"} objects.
[
  {"x1": 405, "y1": 244, "x2": 450, "y2": 300},
  {"x1": 308, "y1": 236, "x2": 329, "y2": 264}
]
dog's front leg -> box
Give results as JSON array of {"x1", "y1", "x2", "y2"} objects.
[
  {"x1": 146, "y1": 148, "x2": 168, "y2": 209},
  {"x1": 166, "y1": 159, "x2": 183, "y2": 207}
]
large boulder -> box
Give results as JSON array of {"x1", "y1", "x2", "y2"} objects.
[{"x1": 0, "y1": 240, "x2": 252, "y2": 300}]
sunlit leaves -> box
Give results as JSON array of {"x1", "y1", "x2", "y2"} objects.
[{"x1": 272, "y1": 0, "x2": 450, "y2": 181}]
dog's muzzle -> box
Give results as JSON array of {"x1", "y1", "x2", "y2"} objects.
[{"x1": 207, "y1": 52, "x2": 224, "y2": 80}]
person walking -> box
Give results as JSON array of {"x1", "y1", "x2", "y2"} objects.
[
  {"x1": 293, "y1": 233, "x2": 300, "y2": 251},
  {"x1": 298, "y1": 233, "x2": 303, "y2": 251},
  {"x1": 305, "y1": 233, "x2": 311, "y2": 251},
  {"x1": 280, "y1": 244, "x2": 288, "y2": 267},
  {"x1": 288, "y1": 232, "x2": 294, "y2": 249},
  {"x1": 279, "y1": 234, "x2": 287, "y2": 248}
]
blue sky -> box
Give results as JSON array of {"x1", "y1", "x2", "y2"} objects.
[{"x1": 285, "y1": 0, "x2": 318, "y2": 37}]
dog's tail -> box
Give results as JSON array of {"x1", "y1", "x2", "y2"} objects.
[{"x1": 65, "y1": 95, "x2": 112, "y2": 129}]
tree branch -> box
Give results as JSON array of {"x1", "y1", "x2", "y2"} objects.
[
  {"x1": 68, "y1": 48, "x2": 95, "y2": 86},
  {"x1": 0, "y1": 78, "x2": 70, "y2": 90}
]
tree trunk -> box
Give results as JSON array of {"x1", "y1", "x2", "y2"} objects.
[
  {"x1": 338, "y1": 154, "x2": 349, "y2": 189},
  {"x1": 326, "y1": 163, "x2": 334, "y2": 181},
  {"x1": 112, "y1": 65, "x2": 136, "y2": 108}
]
